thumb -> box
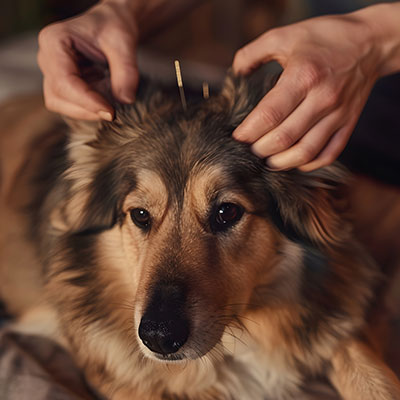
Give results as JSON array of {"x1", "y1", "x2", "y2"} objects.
[{"x1": 232, "y1": 29, "x2": 283, "y2": 75}]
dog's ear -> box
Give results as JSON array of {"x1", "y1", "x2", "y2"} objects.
[
  {"x1": 267, "y1": 164, "x2": 350, "y2": 247},
  {"x1": 51, "y1": 119, "x2": 133, "y2": 235},
  {"x1": 63, "y1": 117, "x2": 102, "y2": 142},
  {"x1": 48, "y1": 118, "x2": 110, "y2": 233},
  {"x1": 219, "y1": 68, "x2": 281, "y2": 127},
  {"x1": 50, "y1": 156, "x2": 131, "y2": 235}
]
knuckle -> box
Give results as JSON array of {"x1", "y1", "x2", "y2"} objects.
[
  {"x1": 99, "y1": 24, "x2": 131, "y2": 46},
  {"x1": 44, "y1": 76, "x2": 73, "y2": 101},
  {"x1": 38, "y1": 23, "x2": 62, "y2": 46},
  {"x1": 50, "y1": 78, "x2": 65, "y2": 96},
  {"x1": 296, "y1": 145, "x2": 317, "y2": 164},
  {"x1": 260, "y1": 27, "x2": 280, "y2": 45},
  {"x1": 43, "y1": 95, "x2": 57, "y2": 112},
  {"x1": 259, "y1": 105, "x2": 283, "y2": 129},
  {"x1": 274, "y1": 129, "x2": 295, "y2": 149},
  {"x1": 233, "y1": 47, "x2": 248, "y2": 68},
  {"x1": 299, "y1": 62, "x2": 322, "y2": 90},
  {"x1": 322, "y1": 84, "x2": 341, "y2": 108},
  {"x1": 37, "y1": 26, "x2": 51, "y2": 46},
  {"x1": 251, "y1": 142, "x2": 266, "y2": 158}
]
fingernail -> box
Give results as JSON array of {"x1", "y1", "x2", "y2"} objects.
[
  {"x1": 265, "y1": 159, "x2": 281, "y2": 171},
  {"x1": 98, "y1": 111, "x2": 113, "y2": 121},
  {"x1": 265, "y1": 166, "x2": 280, "y2": 172},
  {"x1": 233, "y1": 128, "x2": 247, "y2": 142},
  {"x1": 250, "y1": 144, "x2": 264, "y2": 159}
]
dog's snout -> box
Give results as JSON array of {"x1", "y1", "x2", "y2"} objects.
[
  {"x1": 139, "y1": 283, "x2": 190, "y2": 355},
  {"x1": 139, "y1": 315, "x2": 189, "y2": 355}
]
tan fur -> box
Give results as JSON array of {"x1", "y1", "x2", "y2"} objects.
[{"x1": 0, "y1": 96, "x2": 63, "y2": 314}]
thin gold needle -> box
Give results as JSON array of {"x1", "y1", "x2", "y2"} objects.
[
  {"x1": 174, "y1": 60, "x2": 187, "y2": 111},
  {"x1": 202, "y1": 82, "x2": 209, "y2": 99}
]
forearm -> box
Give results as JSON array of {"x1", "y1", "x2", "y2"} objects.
[
  {"x1": 354, "y1": 2, "x2": 400, "y2": 76},
  {"x1": 101, "y1": 0, "x2": 204, "y2": 39}
]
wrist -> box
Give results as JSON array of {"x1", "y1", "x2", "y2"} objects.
[{"x1": 354, "y1": 3, "x2": 400, "y2": 77}]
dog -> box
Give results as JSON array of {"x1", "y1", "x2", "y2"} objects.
[{"x1": 1, "y1": 72, "x2": 400, "y2": 400}]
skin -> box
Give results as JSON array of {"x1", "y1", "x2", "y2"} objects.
[{"x1": 38, "y1": 2, "x2": 400, "y2": 170}]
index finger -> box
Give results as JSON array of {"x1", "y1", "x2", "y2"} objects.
[
  {"x1": 38, "y1": 39, "x2": 114, "y2": 119},
  {"x1": 232, "y1": 65, "x2": 306, "y2": 143}
]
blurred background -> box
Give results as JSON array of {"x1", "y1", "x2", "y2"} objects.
[{"x1": 0, "y1": 0, "x2": 399, "y2": 183}]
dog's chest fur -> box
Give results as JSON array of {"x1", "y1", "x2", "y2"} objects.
[
  {"x1": 218, "y1": 332, "x2": 302, "y2": 400},
  {"x1": 82, "y1": 324, "x2": 303, "y2": 400}
]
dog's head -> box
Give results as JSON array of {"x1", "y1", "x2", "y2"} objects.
[{"x1": 46, "y1": 72, "x2": 349, "y2": 365}]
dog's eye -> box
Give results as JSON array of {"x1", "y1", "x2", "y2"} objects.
[
  {"x1": 211, "y1": 203, "x2": 244, "y2": 233},
  {"x1": 130, "y1": 208, "x2": 151, "y2": 230}
]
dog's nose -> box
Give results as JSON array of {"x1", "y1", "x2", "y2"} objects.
[
  {"x1": 139, "y1": 315, "x2": 189, "y2": 355},
  {"x1": 138, "y1": 282, "x2": 190, "y2": 355}
]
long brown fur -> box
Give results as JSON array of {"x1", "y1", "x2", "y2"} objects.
[{"x1": 1, "y1": 73, "x2": 400, "y2": 400}]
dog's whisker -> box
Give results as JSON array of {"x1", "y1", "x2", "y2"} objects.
[{"x1": 110, "y1": 301, "x2": 136, "y2": 312}]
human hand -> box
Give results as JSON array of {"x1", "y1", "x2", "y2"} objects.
[
  {"x1": 232, "y1": 8, "x2": 393, "y2": 171},
  {"x1": 37, "y1": 1, "x2": 140, "y2": 121}
]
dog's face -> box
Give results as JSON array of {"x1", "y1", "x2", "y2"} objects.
[
  {"x1": 46, "y1": 74, "x2": 346, "y2": 366},
  {"x1": 119, "y1": 157, "x2": 281, "y2": 362}
]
